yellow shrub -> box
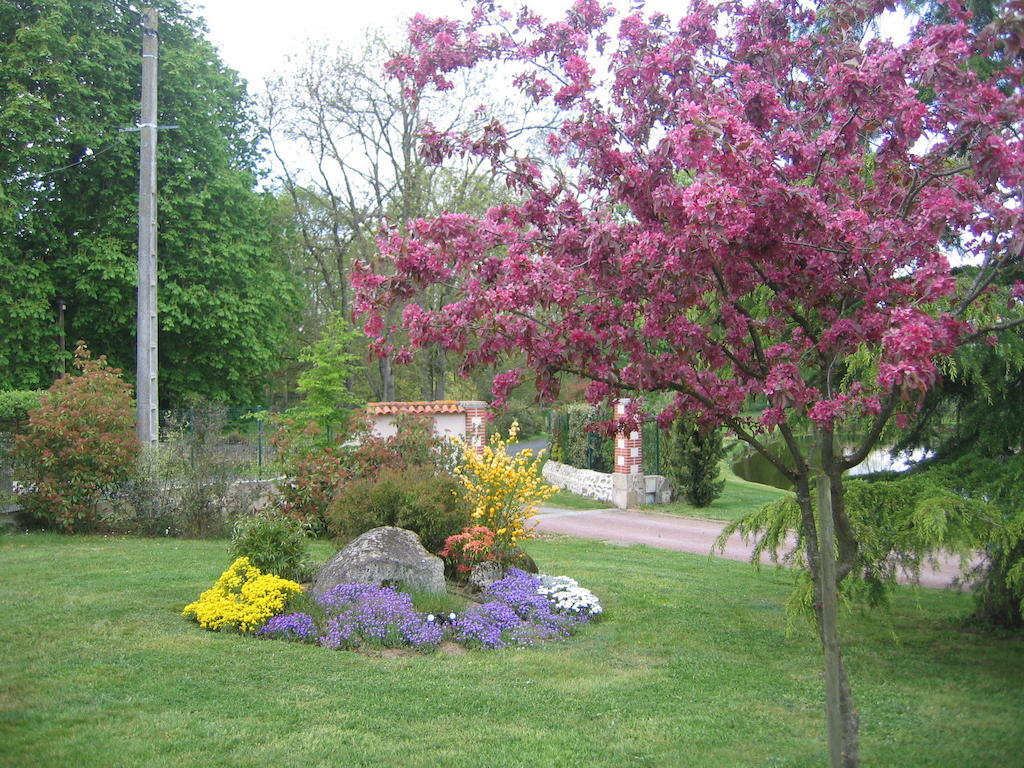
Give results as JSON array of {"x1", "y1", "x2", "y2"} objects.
[
  {"x1": 182, "y1": 557, "x2": 302, "y2": 633},
  {"x1": 455, "y1": 422, "x2": 556, "y2": 549}
]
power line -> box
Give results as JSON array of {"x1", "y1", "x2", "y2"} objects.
[
  {"x1": 7, "y1": 121, "x2": 180, "y2": 184},
  {"x1": 9, "y1": 136, "x2": 125, "y2": 182}
]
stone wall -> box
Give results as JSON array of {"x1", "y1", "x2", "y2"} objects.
[
  {"x1": 542, "y1": 460, "x2": 615, "y2": 505},
  {"x1": 543, "y1": 461, "x2": 674, "y2": 508}
]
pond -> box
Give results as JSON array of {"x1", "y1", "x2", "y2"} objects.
[{"x1": 731, "y1": 437, "x2": 931, "y2": 490}]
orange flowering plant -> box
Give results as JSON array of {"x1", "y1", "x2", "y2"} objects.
[{"x1": 438, "y1": 525, "x2": 500, "y2": 574}]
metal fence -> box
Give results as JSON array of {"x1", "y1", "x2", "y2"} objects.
[
  {"x1": 550, "y1": 408, "x2": 673, "y2": 475},
  {"x1": 159, "y1": 407, "x2": 278, "y2": 480},
  {"x1": 549, "y1": 410, "x2": 614, "y2": 472},
  {"x1": 642, "y1": 421, "x2": 663, "y2": 476}
]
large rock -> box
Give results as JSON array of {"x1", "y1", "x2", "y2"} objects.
[
  {"x1": 313, "y1": 526, "x2": 446, "y2": 596},
  {"x1": 468, "y1": 561, "x2": 506, "y2": 594}
]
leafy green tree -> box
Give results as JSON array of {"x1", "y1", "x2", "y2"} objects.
[
  {"x1": 892, "y1": 322, "x2": 1024, "y2": 627},
  {"x1": 0, "y1": 0, "x2": 300, "y2": 404},
  {"x1": 0, "y1": 390, "x2": 43, "y2": 434},
  {"x1": 289, "y1": 314, "x2": 365, "y2": 426},
  {"x1": 718, "y1": 468, "x2": 993, "y2": 637},
  {"x1": 899, "y1": 321, "x2": 1024, "y2": 460},
  {"x1": 264, "y1": 31, "x2": 518, "y2": 402}
]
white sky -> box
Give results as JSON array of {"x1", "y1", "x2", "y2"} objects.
[
  {"x1": 193, "y1": 0, "x2": 909, "y2": 185},
  {"x1": 197, "y1": 0, "x2": 544, "y2": 88},
  {"x1": 195, "y1": 0, "x2": 909, "y2": 93}
]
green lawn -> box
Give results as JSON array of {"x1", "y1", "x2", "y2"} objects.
[
  {"x1": 646, "y1": 466, "x2": 790, "y2": 522},
  {"x1": 542, "y1": 464, "x2": 783, "y2": 518},
  {"x1": 2, "y1": 533, "x2": 1022, "y2": 767},
  {"x1": 544, "y1": 489, "x2": 615, "y2": 510}
]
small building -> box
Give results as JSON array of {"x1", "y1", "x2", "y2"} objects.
[{"x1": 366, "y1": 400, "x2": 488, "y2": 449}]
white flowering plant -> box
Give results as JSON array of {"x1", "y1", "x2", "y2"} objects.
[{"x1": 537, "y1": 574, "x2": 603, "y2": 618}]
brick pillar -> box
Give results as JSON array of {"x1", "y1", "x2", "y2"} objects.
[
  {"x1": 461, "y1": 401, "x2": 489, "y2": 454},
  {"x1": 612, "y1": 399, "x2": 644, "y2": 509},
  {"x1": 614, "y1": 399, "x2": 642, "y2": 475}
]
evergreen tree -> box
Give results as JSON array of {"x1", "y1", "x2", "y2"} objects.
[{"x1": 666, "y1": 417, "x2": 725, "y2": 508}]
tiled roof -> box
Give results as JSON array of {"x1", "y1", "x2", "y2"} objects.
[{"x1": 366, "y1": 400, "x2": 465, "y2": 416}]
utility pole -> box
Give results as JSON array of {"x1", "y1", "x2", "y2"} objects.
[{"x1": 136, "y1": 7, "x2": 158, "y2": 446}]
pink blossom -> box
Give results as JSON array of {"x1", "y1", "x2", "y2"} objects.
[{"x1": 352, "y1": 0, "x2": 1023, "y2": 473}]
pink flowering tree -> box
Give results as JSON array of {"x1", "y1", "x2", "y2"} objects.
[{"x1": 354, "y1": 1, "x2": 1023, "y2": 763}]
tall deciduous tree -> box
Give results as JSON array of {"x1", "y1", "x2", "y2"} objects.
[
  {"x1": 0, "y1": 0, "x2": 300, "y2": 404},
  {"x1": 263, "y1": 31, "x2": 525, "y2": 401},
  {"x1": 355, "y1": 2, "x2": 1024, "y2": 764}
]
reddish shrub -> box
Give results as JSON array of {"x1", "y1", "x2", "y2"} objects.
[
  {"x1": 12, "y1": 342, "x2": 139, "y2": 531},
  {"x1": 439, "y1": 525, "x2": 500, "y2": 575},
  {"x1": 271, "y1": 413, "x2": 454, "y2": 535},
  {"x1": 269, "y1": 417, "x2": 350, "y2": 535}
]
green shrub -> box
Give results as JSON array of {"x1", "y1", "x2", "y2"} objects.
[
  {"x1": 0, "y1": 390, "x2": 42, "y2": 502},
  {"x1": 666, "y1": 415, "x2": 725, "y2": 508},
  {"x1": 0, "y1": 390, "x2": 43, "y2": 433},
  {"x1": 99, "y1": 447, "x2": 183, "y2": 536},
  {"x1": 12, "y1": 343, "x2": 138, "y2": 532},
  {"x1": 920, "y1": 454, "x2": 1024, "y2": 628},
  {"x1": 557, "y1": 404, "x2": 613, "y2": 472},
  {"x1": 720, "y1": 473, "x2": 989, "y2": 616},
  {"x1": 161, "y1": 405, "x2": 258, "y2": 538},
  {"x1": 491, "y1": 405, "x2": 547, "y2": 443},
  {"x1": 272, "y1": 413, "x2": 457, "y2": 534},
  {"x1": 269, "y1": 417, "x2": 350, "y2": 535},
  {"x1": 970, "y1": 515, "x2": 1024, "y2": 629},
  {"x1": 327, "y1": 467, "x2": 470, "y2": 552},
  {"x1": 230, "y1": 509, "x2": 315, "y2": 582},
  {"x1": 100, "y1": 405, "x2": 262, "y2": 538}
]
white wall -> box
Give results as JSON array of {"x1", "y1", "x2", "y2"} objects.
[{"x1": 369, "y1": 412, "x2": 466, "y2": 440}]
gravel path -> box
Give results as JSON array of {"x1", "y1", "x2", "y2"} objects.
[{"x1": 534, "y1": 506, "x2": 974, "y2": 590}]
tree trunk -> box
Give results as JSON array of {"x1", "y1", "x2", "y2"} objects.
[
  {"x1": 379, "y1": 354, "x2": 395, "y2": 401},
  {"x1": 795, "y1": 468, "x2": 861, "y2": 767},
  {"x1": 811, "y1": 597, "x2": 860, "y2": 767},
  {"x1": 433, "y1": 347, "x2": 446, "y2": 400},
  {"x1": 815, "y1": 473, "x2": 860, "y2": 767},
  {"x1": 422, "y1": 346, "x2": 446, "y2": 400}
]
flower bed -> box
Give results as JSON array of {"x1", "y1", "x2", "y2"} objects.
[{"x1": 187, "y1": 562, "x2": 602, "y2": 653}]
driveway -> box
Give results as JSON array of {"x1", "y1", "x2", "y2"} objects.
[
  {"x1": 534, "y1": 506, "x2": 973, "y2": 590},
  {"x1": 506, "y1": 438, "x2": 548, "y2": 456}
]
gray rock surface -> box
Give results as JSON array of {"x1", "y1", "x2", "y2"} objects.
[
  {"x1": 468, "y1": 561, "x2": 506, "y2": 593},
  {"x1": 313, "y1": 526, "x2": 446, "y2": 595}
]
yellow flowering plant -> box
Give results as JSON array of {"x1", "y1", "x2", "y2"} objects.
[
  {"x1": 182, "y1": 557, "x2": 303, "y2": 633},
  {"x1": 454, "y1": 421, "x2": 556, "y2": 551}
]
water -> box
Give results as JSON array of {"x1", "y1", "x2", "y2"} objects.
[
  {"x1": 845, "y1": 446, "x2": 931, "y2": 477},
  {"x1": 732, "y1": 439, "x2": 931, "y2": 490}
]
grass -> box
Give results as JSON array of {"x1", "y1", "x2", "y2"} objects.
[
  {"x1": 543, "y1": 489, "x2": 615, "y2": 510},
  {"x1": 646, "y1": 464, "x2": 790, "y2": 523},
  {"x1": 2, "y1": 533, "x2": 1022, "y2": 767}
]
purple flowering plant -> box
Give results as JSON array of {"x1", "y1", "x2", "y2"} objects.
[
  {"x1": 451, "y1": 568, "x2": 591, "y2": 649},
  {"x1": 256, "y1": 612, "x2": 318, "y2": 643},
  {"x1": 253, "y1": 568, "x2": 601, "y2": 653},
  {"x1": 315, "y1": 584, "x2": 444, "y2": 650}
]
